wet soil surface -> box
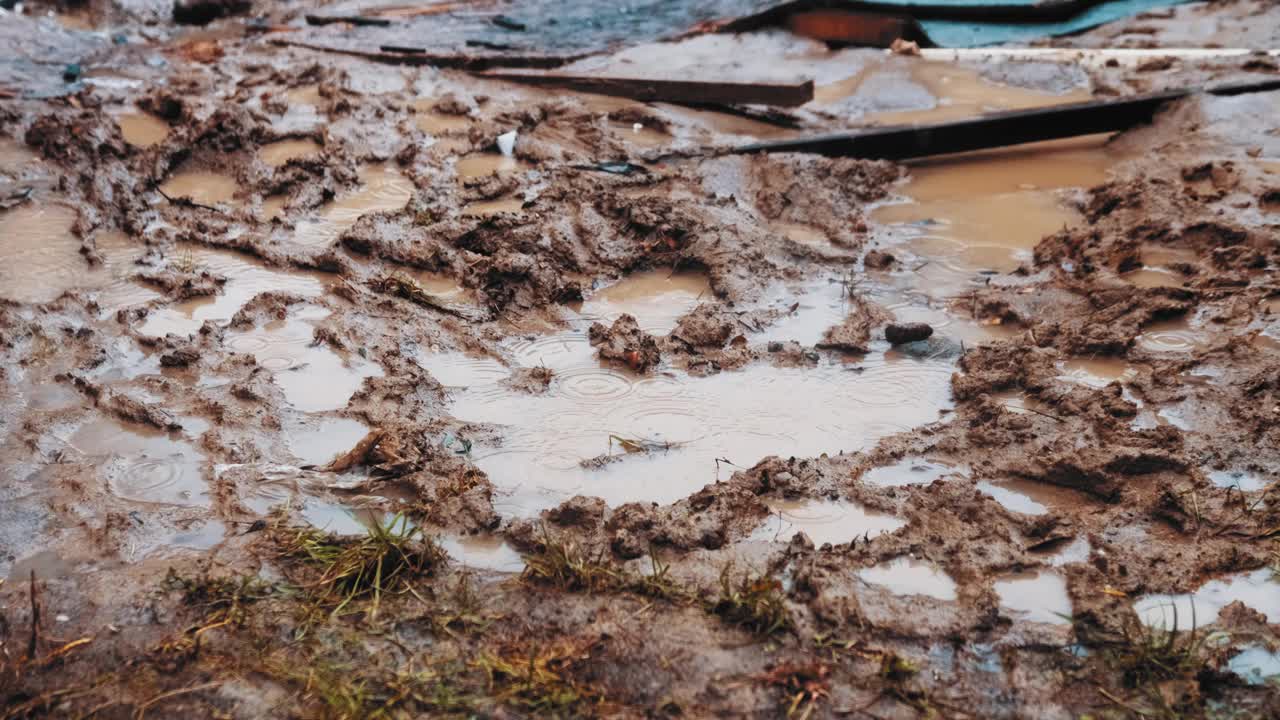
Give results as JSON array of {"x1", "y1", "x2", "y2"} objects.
[{"x1": 2, "y1": 1, "x2": 1280, "y2": 718}]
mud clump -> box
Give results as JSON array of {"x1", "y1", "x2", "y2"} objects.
[
  {"x1": 588, "y1": 313, "x2": 661, "y2": 371},
  {"x1": 885, "y1": 322, "x2": 933, "y2": 345},
  {"x1": 816, "y1": 296, "x2": 890, "y2": 353}
]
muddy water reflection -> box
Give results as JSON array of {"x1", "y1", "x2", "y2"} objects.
[
  {"x1": 117, "y1": 112, "x2": 169, "y2": 147},
  {"x1": 858, "y1": 557, "x2": 957, "y2": 601},
  {"x1": 994, "y1": 571, "x2": 1072, "y2": 625},
  {"x1": 1135, "y1": 568, "x2": 1280, "y2": 628},
  {"x1": 872, "y1": 136, "x2": 1115, "y2": 296},
  {"x1": 140, "y1": 246, "x2": 328, "y2": 337},
  {"x1": 751, "y1": 499, "x2": 905, "y2": 546},
  {"x1": 68, "y1": 418, "x2": 208, "y2": 506},
  {"x1": 159, "y1": 169, "x2": 239, "y2": 206},
  {"x1": 261, "y1": 139, "x2": 321, "y2": 166},
  {"x1": 292, "y1": 163, "x2": 414, "y2": 247},
  {"x1": 227, "y1": 305, "x2": 382, "y2": 412},
  {"x1": 433, "y1": 273, "x2": 953, "y2": 515}
]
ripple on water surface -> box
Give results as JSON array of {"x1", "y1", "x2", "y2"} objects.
[
  {"x1": 437, "y1": 272, "x2": 955, "y2": 514},
  {"x1": 69, "y1": 418, "x2": 208, "y2": 506},
  {"x1": 226, "y1": 306, "x2": 383, "y2": 412},
  {"x1": 139, "y1": 246, "x2": 328, "y2": 337}
]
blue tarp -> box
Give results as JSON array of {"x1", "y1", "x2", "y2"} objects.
[{"x1": 873, "y1": 0, "x2": 1190, "y2": 46}]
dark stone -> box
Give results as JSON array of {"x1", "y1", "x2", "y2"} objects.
[
  {"x1": 173, "y1": 0, "x2": 251, "y2": 25},
  {"x1": 885, "y1": 322, "x2": 933, "y2": 345}
]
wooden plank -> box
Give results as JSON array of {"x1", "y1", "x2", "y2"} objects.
[
  {"x1": 476, "y1": 73, "x2": 815, "y2": 107},
  {"x1": 729, "y1": 79, "x2": 1280, "y2": 160}
]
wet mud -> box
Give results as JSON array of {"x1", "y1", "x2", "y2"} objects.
[{"x1": 2, "y1": 1, "x2": 1280, "y2": 718}]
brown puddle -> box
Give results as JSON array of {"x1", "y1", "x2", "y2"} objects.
[
  {"x1": 872, "y1": 136, "x2": 1115, "y2": 294},
  {"x1": 1135, "y1": 316, "x2": 1208, "y2": 353},
  {"x1": 292, "y1": 163, "x2": 414, "y2": 247},
  {"x1": 412, "y1": 100, "x2": 471, "y2": 135},
  {"x1": 861, "y1": 457, "x2": 967, "y2": 488},
  {"x1": 1134, "y1": 568, "x2": 1280, "y2": 628},
  {"x1": 456, "y1": 153, "x2": 525, "y2": 180},
  {"x1": 749, "y1": 499, "x2": 905, "y2": 546},
  {"x1": 857, "y1": 557, "x2": 957, "y2": 601},
  {"x1": 67, "y1": 418, "x2": 209, "y2": 506},
  {"x1": 287, "y1": 416, "x2": 369, "y2": 466},
  {"x1": 993, "y1": 571, "x2": 1072, "y2": 625},
  {"x1": 1055, "y1": 357, "x2": 1135, "y2": 388},
  {"x1": 159, "y1": 169, "x2": 239, "y2": 206},
  {"x1": 116, "y1": 112, "x2": 170, "y2": 147},
  {"x1": 847, "y1": 62, "x2": 1091, "y2": 126},
  {"x1": 462, "y1": 198, "x2": 524, "y2": 216},
  {"x1": 260, "y1": 139, "x2": 322, "y2": 166},
  {"x1": 976, "y1": 477, "x2": 1083, "y2": 516},
  {"x1": 437, "y1": 534, "x2": 525, "y2": 573},
  {"x1": 0, "y1": 204, "x2": 90, "y2": 304},
  {"x1": 430, "y1": 272, "x2": 955, "y2": 515},
  {"x1": 226, "y1": 305, "x2": 383, "y2": 413},
  {"x1": 139, "y1": 246, "x2": 329, "y2": 337}
]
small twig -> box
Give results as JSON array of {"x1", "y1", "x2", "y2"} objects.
[
  {"x1": 133, "y1": 681, "x2": 222, "y2": 719},
  {"x1": 154, "y1": 186, "x2": 222, "y2": 213},
  {"x1": 28, "y1": 570, "x2": 39, "y2": 661},
  {"x1": 1000, "y1": 402, "x2": 1066, "y2": 423}
]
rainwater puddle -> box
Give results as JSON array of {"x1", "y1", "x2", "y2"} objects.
[
  {"x1": 226, "y1": 306, "x2": 383, "y2": 412},
  {"x1": 419, "y1": 352, "x2": 508, "y2": 388},
  {"x1": 994, "y1": 571, "x2": 1073, "y2": 625},
  {"x1": 1055, "y1": 357, "x2": 1135, "y2": 388},
  {"x1": 67, "y1": 418, "x2": 208, "y2": 506},
  {"x1": 438, "y1": 271, "x2": 953, "y2": 514},
  {"x1": 1134, "y1": 568, "x2": 1280, "y2": 629},
  {"x1": 0, "y1": 206, "x2": 161, "y2": 307},
  {"x1": 749, "y1": 498, "x2": 905, "y2": 546},
  {"x1": 260, "y1": 139, "x2": 321, "y2": 167},
  {"x1": 301, "y1": 501, "x2": 384, "y2": 536},
  {"x1": 463, "y1": 198, "x2": 524, "y2": 216},
  {"x1": 0, "y1": 204, "x2": 85, "y2": 304},
  {"x1": 862, "y1": 457, "x2": 965, "y2": 488},
  {"x1": 116, "y1": 112, "x2": 169, "y2": 147},
  {"x1": 872, "y1": 136, "x2": 1113, "y2": 294},
  {"x1": 977, "y1": 477, "x2": 1080, "y2": 516},
  {"x1": 1229, "y1": 646, "x2": 1280, "y2": 686},
  {"x1": 438, "y1": 534, "x2": 524, "y2": 573},
  {"x1": 292, "y1": 163, "x2": 414, "y2": 247},
  {"x1": 413, "y1": 101, "x2": 470, "y2": 135},
  {"x1": 159, "y1": 169, "x2": 239, "y2": 206},
  {"x1": 1122, "y1": 267, "x2": 1187, "y2": 289},
  {"x1": 456, "y1": 153, "x2": 524, "y2": 180},
  {"x1": 834, "y1": 62, "x2": 1092, "y2": 126},
  {"x1": 288, "y1": 417, "x2": 369, "y2": 466},
  {"x1": 858, "y1": 557, "x2": 957, "y2": 601},
  {"x1": 139, "y1": 246, "x2": 328, "y2": 337},
  {"x1": 1045, "y1": 536, "x2": 1092, "y2": 566},
  {"x1": 1135, "y1": 316, "x2": 1207, "y2": 353},
  {"x1": 1208, "y1": 470, "x2": 1268, "y2": 492}
]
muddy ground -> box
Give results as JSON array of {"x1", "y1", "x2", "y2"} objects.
[{"x1": 2, "y1": 0, "x2": 1280, "y2": 718}]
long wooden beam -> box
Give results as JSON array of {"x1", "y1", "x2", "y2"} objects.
[
  {"x1": 730, "y1": 79, "x2": 1280, "y2": 160},
  {"x1": 476, "y1": 72, "x2": 816, "y2": 107}
]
